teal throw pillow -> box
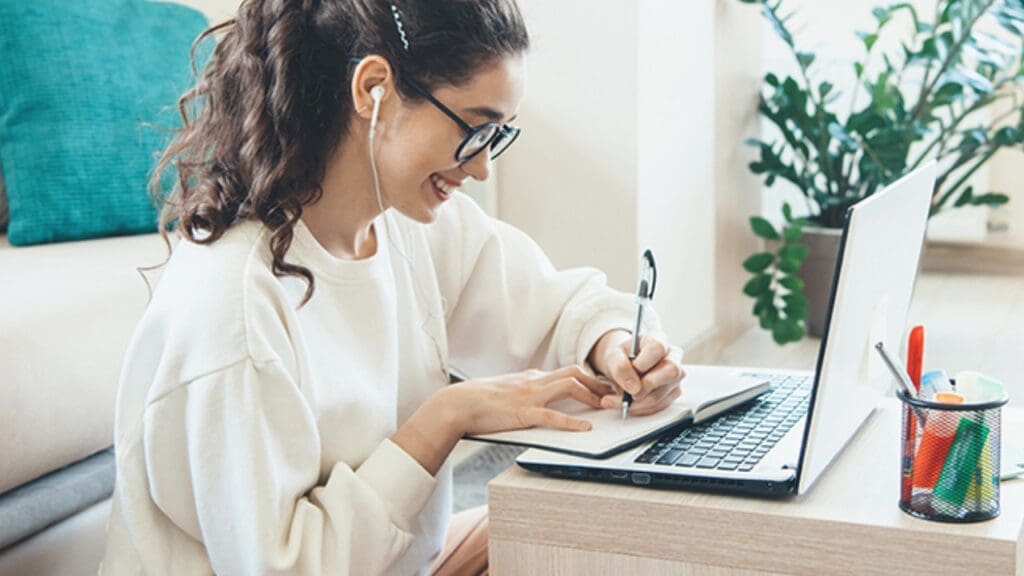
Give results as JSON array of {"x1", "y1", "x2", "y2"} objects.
[{"x1": 0, "y1": 0, "x2": 208, "y2": 245}]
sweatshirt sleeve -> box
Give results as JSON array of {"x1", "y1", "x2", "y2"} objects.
[
  {"x1": 142, "y1": 357, "x2": 437, "y2": 576},
  {"x1": 428, "y1": 194, "x2": 662, "y2": 377}
]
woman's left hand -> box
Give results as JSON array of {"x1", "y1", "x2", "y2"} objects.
[{"x1": 588, "y1": 329, "x2": 686, "y2": 416}]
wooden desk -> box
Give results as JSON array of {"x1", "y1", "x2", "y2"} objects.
[{"x1": 488, "y1": 401, "x2": 1024, "y2": 575}]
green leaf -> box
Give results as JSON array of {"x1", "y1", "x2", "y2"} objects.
[
  {"x1": 772, "y1": 319, "x2": 805, "y2": 345},
  {"x1": 818, "y1": 81, "x2": 835, "y2": 99},
  {"x1": 753, "y1": 292, "x2": 773, "y2": 316},
  {"x1": 743, "y1": 252, "x2": 775, "y2": 273},
  {"x1": 994, "y1": 126, "x2": 1023, "y2": 146},
  {"x1": 796, "y1": 51, "x2": 816, "y2": 70},
  {"x1": 857, "y1": 31, "x2": 878, "y2": 51},
  {"x1": 783, "y1": 224, "x2": 803, "y2": 242},
  {"x1": 783, "y1": 293, "x2": 809, "y2": 317},
  {"x1": 743, "y1": 274, "x2": 772, "y2": 297},
  {"x1": 779, "y1": 243, "x2": 810, "y2": 263},
  {"x1": 779, "y1": 257, "x2": 802, "y2": 274},
  {"x1": 759, "y1": 304, "x2": 779, "y2": 331},
  {"x1": 970, "y1": 192, "x2": 1010, "y2": 207},
  {"x1": 779, "y1": 275, "x2": 805, "y2": 292},
  {"x1": 954, "y1": 186, "x2": 975, "y2": 208},
  {"x1": 854, "y1": 62, "x2": 864, "y2": 78},
  {"x1": 942, "y1": 67, "x2": 994, "y2": 95},
  {"x1": 782, "y1": 202, "x2": 793, "y2": 222},
  {"x1": 750, "y1": 216, "x2": 780, "y2": 240}
]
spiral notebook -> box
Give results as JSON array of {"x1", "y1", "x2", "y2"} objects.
[{"x1": 466, "y1": 368, "x2": 770, "y2": 459}]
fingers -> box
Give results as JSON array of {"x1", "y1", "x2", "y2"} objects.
[
  {"x1": 636, "y1": 347, "x2": 686, "y2": 399},
  {"x1": 603, "y1": 383, "x2": 681, "y2": 416},
  {"x1": 521, "y1": 406, "x2": 592, "y2": 431},
  {"x1": 605, "y1": 346, "x2": 642, "y2": 395},
  {"x1": 630, "y1": 386, "x2": 682, "y2": 417},
  {"x1": 537, "y1": 364, "x2": 609, "y2": 397},
  {"x1": 538, "y1": 377, "x2": 603, "y2": 408},
  {"x1": 631, "y1": 335, "x2": 669, "y2": 374}
]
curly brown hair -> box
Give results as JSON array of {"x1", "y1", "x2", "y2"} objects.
[{"x1": 146, "y1": 0, "x2": 529, "y2": 306}]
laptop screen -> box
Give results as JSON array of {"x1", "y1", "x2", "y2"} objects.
[{"x1": 795, "y1": 161, "x2": 937, "y2": 495}]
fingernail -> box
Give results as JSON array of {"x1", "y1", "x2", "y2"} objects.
[{"x1": 628, "y1": 379, "x2": 641, "y2": 394}]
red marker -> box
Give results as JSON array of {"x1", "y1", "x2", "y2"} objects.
[
  {"x1": 901, "y1": 325, "x2": 925, "y2": 505},
  {"x1": 907, "y1": 325, "x2": 924, "y2": 393}
]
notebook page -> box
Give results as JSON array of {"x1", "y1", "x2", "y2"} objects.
[
  {"x1": 466, "y1": 398, "x2": 691, "y2": 457},
  {"x1": 467, "y1": 369, "x2": 769, "y2": 458}
]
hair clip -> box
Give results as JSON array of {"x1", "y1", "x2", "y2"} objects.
[{"x1": 390, "y1": 4, "x2": 410, "y2": 51}]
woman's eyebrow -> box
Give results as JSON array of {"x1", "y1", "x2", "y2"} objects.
[{"x1": 464, "y1": 105, "x2": 518, "y2": 123}]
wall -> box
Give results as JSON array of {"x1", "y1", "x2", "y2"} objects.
[
  {"x1": 177, "y1": 0, "x2": 237, "y2": 23},
  {"x1": 500, "y1": 1, "x2": 765, "y2": 352}
]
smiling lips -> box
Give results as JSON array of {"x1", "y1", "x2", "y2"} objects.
[{"x1": 430, "y1": 173, "x2": 461, "y2": 201}]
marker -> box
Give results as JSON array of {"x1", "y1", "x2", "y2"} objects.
[
  {"x1": 911, "y1": 391, "x2": 964, "y2": 492},
  {"x1": 920, "y1": 369, "x2": 952, "y2": 399},
  {"x1": 908, "y1": 326, "x2": 924, "y2": 393}
]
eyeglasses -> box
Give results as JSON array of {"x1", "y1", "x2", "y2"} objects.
[
  {"x1": 349, "y1": 58, "x2": 520, "y2": 163},
  {"x1": 400, "y1": 76, "x2": 521, "y2": 163}
]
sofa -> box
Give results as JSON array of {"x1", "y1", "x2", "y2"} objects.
[
  {"x1": 0, "y1": 230, "x2": 170, "y2": 574},
  {"x1": 0, "y1": 0, "x2": 212, "y2": 569}
]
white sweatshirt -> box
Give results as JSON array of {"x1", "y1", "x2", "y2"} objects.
[{"x1": 101, "y1": 192, "x2": 656, "y2": 575}]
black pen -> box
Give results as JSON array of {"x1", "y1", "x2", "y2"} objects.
[
  {"x1": 622, "y1": 282, "x2": 645, "y2": 420},
  {"x1": 623, "y1": 250, "x2": 657, "y2": 421}
]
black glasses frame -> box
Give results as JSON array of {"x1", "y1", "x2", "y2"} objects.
[{"x1": 349, "y1": 58, "x2": 520, "y2": 163}]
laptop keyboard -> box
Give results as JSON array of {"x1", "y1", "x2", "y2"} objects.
[{"x1": 634, "y1": 373, "x2": 812, "y2": 472}]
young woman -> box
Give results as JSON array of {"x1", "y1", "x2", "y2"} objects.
[{"x1": 101, "y1": 1, "x2": 685, "y2": 574}]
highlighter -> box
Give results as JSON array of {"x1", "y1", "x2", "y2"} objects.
[
  {"x1": 954, "y1": 371, "x2": 1007, "y2": 404},
  {"x1": 920, "y1": 369, "x2": 952, "y2": 399},
  {"x1": 933, "y1": 416, "x2": 990, "y2": 508},
  {"x1": 911, "y1": 392, "x2": 964, "y2": 491},
  {"x1": 964, "y1": 437, "x2": 998, "y2": 505}
]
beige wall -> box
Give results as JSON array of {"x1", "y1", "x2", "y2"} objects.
[
  {"x1": 176, "y1": 0, "x2": 238, "y2": 23},
  {"x1": 500, "y1": 1, "x2": 764, "y2": 351}
]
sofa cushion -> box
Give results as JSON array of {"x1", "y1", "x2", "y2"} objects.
[
  {"x1": 0, "y1": 0, "x2": 207, "y2": 246},
  {"x1": 0, "y1": 448, "x2": 113, "y2": 549},
  {"x1": 0, "y1": 171, "x2": 7, "y2": 233},
  {"x1": 0, "y1": 232, "x2": 171, "y2": 494}
]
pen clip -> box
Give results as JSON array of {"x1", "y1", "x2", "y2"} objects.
[{"x1": 641, "y1": 249, "x2": 657, "y2": 301}]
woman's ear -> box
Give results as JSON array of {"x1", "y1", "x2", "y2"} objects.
[{"x1": 351, "y1": 55, "x2": 395, "y2": 121}]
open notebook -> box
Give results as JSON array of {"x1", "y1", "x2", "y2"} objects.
[{"x1": 466, "y1": 367, "x2": 771, "y2": 459}]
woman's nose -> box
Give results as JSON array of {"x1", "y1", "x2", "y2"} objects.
[{"x1": 460, "y1": 150, "x2": 493, "y2": 182}]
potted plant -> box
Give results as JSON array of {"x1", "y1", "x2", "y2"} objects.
[{"x1": 739, "y1": 0, "x2": 1024, "y2": 344}]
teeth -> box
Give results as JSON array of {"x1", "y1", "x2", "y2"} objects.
[{"x1": 431, "y1": 174, "x2": 456, "y2": 195}]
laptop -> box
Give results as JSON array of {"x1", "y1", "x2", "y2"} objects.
[{"x1": 516, "y1": 161, "x2": 938, "y2": 497}]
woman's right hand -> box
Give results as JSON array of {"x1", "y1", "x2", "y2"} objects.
[{"x1": 445, "y1": 365, "x2": 609, "y2": 437}]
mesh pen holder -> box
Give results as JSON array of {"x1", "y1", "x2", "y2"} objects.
[{"x1": 898, "y1": 389, "x2": 1008, "y2": 523}]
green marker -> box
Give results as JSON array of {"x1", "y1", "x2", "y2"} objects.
[{"x1": 934, "y1": 417, "x2": 990, "y2": 509}]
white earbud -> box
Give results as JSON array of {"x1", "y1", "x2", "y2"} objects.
[{"x1": 369, "y1": 85, "x2": 385, "y2": 139}]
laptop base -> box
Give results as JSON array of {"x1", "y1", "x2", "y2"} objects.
[{"x1": 517, "y1": 460, "x2": 797, "y2": 497}]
